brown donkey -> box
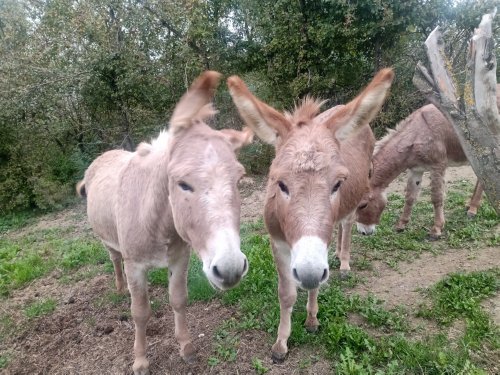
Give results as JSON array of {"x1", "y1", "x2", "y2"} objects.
[
  {"x1": 228, "y1": 69, "x2": 394, "y2": 361},
  {"x1": 354, "y1": 96, "x2": 500, "y2": 239},
  {"x1": 77, "y1": 72, "x2": 252, "y2": 375}
]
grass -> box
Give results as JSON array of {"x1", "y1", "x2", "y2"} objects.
[
  {"x1": 24, "y1": 298, "x2": 57, "y2": 319},
  {"x1": 0, "y1": 179, "x2": 498, "y2": 373}
]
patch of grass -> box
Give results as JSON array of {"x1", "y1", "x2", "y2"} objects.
[
  {"x1": 0, "y1": 314, "x2": 14, "y2": 342},
  {"x1": 0, "y1": 210, "x2": 39, "y2": 233},
  {"x1": 148, "y1": 268, "x2": 168, "y2": 286},
  {"x1": 24, "y1": 298, "x2": 57, "y2": 319},
  {"x1": 418, "y1": 269, "x2": 500, "y2": 350},
  {"x1": 0, "y1": 230, "x2": 107, "y2": 296},
  {"x1": 188, "y1": 257, "x2": 217, "y2": 302},
  {"x1": 94, "y1": 291, "x2": 129, "y2": 309},
  {"x1": 0, "y1": 354, "x2": 8, "y2": 369},
  {"x1": 251, "y1": 357, "x2": 269, "y2": 374}
]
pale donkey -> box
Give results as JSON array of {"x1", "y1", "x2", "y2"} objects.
[{"x1": 77, "y1": 71, "x2": 252, "y2": 375}]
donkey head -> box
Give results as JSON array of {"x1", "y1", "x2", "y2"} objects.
[
  {"x1": 228, "y1": 69, "x2": 393, "y2": 289},
  {"x1": 166, "y1": 71, "x2": 253, "y2": 290},
  {"x1": 356, "y1": 188, "x2": 388, "y2": 235}
]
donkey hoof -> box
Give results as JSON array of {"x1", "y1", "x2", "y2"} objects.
[
  {"x1": 466, "y1": 211, "x2": 476, "y2": 219},
  {"x1": 181, "y1": 342, "x2": 197, "y2": 365},
  {"x1": 305, "y1": 324, "x2": 319, "y2": 333},
  {"x1": 132, "y1": 358, "x2": 150, "y2": 375},
  {"x1": 426, "y1": 233, "x2": 441, "y2": 241},
  {"x1": 395, "y1": 226, "x2": 405, "y2": 233},
  {"x1": 339, "y1": 270, "x2": 350, "y2": 280},
  {"x1": 271, "y1": 351, "x2": 287, "y2": 364}
]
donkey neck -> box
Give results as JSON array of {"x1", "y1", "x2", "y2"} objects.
[{"x1": 371, "y1": 134, "x2": 410, "y2": 190}]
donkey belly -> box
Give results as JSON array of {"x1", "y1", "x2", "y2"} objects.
[{"x1": 84, "y1": 150, "x2": 132, "y2": 251}]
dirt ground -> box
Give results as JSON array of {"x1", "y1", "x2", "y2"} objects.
[{"x1": 1, "y1": 166, "x2": 498, "y2": 375}]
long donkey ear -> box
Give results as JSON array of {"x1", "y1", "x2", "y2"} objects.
[
  {"x1": 219, "y1": 127, "x2": 254, "y2": 153},
  {"x1": 170, "y1": 71, "x2": 221, "y2": 133},
  {"x1": 327, "y1": 68, "x2": 394, "y2": 141},
  {"x1": 227, "y1": 76, "x2": 291, "y2": 145}
]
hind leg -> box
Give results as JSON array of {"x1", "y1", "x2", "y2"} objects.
[
  {"x1": 466, "y1": 180, "x2": 483, "y2": 218},
  {"x1": 104, "y1": 244, "x2": 126, "y2": 293}
]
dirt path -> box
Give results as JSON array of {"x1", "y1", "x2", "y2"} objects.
[{"x1": 351, "y1": 246, "x2": 499, "y2": 320}]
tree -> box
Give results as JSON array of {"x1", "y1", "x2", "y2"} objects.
[{"x1": 413, "y1": 9, "x2": 500, "y2": 214}]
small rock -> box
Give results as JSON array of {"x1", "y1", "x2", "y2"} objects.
[
  {"x1": 103, "y1": 326, "x2": 114, "y2": 335},
  {"x1": 65, "y1": 296, "x2": 75, "y2": 304},
  {"x1": 198, "y1": 333, "x2": 205, "y2": 338}
]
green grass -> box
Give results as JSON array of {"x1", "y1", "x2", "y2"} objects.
[
  {"x1": 0, "y1": 180, "x2": 498, "y2": 373},
  {"x1": 24, "y1": 298, "x2": 57, "y2": 319},
  {"x1": 0, "y1": 233, "x2": 108, "y2": 296},
  {"x1": 353, "y1": 182, "x2": 499, "y2": 268}
]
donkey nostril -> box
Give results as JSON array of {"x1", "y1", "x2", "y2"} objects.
[
  {"x1": 321, "y1": 268, "x2": 328, "y2": 282},
  {"x1": 242, "y1": 258, "x2": 248, "y2": 274},
  {"x1": 293, "y1": 268, "x2": 299, "y2": 281},
  {"x1": 212, "y1": 265, "x2": 222, "y2": 279}
]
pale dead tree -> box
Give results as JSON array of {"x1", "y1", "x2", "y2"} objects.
[{"x1": 413, "y1": 9, "x2": 500, "y2": 215}]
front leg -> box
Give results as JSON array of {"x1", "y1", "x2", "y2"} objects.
[
  {"x1": 395, "y1": 169, "x2": 424, "y2": 231},
  {"x1": 305, "y1": 288, "x2": 320, "y2": 332},
  {"x1": 271, "y1": 240, "x2": 297, "y2": 363},
  {"x1": 168, "y1": 250, "x2": 195, "y2": 363},
  {"x1": 124, "y1": 262, "x2": 152, "y2": 375},
  {"x1": 429, "y1": 167, "x2": 446, "y2": 240},
  {"x1": 336, "y1": 213, "x2": 355, "y2": 279}
]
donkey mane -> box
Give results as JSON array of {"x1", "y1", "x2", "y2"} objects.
[
  {"x1": 373, "y1": 109, "x2": 419, "y2": 155},
  {"x1": 136, "y1": 103, "x2": 217, "y2": 157},
  {"x1": 284, "y1": 96, "x2": 327, "y2": 126}
]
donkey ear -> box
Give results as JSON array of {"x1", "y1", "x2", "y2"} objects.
[
  {"x1": 219, "y1": 127, "x2": 254, "y2": 152},
  {"x1": 170, "y1": 71, "x2": 221, "y2": 133},
  {"x1": 328, "y1": 68, "x2": 394, "y2": 142},
  {"x1": 227, "y1": 76, "x2": 291, "y2": 145}
]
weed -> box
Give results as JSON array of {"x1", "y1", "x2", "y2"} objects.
[
  {"x1": 24, "y1": 298, "x2": 56, "y2": 319},
  {"x1": 0, "y1": 354, "x2": 8, "y2": 369},
  {"x1": 251, "y1": 357, "x2": 269, "y2": 374}
]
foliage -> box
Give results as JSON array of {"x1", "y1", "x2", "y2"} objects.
[{"x1": 1, "y1": 0, "x2": 498, "y2": 211}]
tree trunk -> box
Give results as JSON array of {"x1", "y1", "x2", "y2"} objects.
[{"x1": 413, "y1": 10, "x2": 500, "y2": 214}]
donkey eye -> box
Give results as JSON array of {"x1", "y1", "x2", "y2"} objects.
[
  {"x1": 178, "y1": 181, "x2": 194, "y2": 192},
  {"x1": 358, "y1": 202, "x2": 368, "y2": 210},
  {"x1": 332, "y1": 181, "x2": 342, "y2": 194},
  {"x1": 278, "y1": 181, "x2": 289, "y2": 195}
]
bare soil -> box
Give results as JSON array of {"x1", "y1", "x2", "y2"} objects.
[{"x1": 1, "y1": 166, "x2": 498, "y2": 374}]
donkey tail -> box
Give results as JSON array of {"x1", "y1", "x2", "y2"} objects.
[{"x1": 76, "y1": 180, "x2": 86, "y2": 198}]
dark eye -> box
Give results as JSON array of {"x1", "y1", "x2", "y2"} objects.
[
  {"x1": 278, "y1": 181, "x2": 289, "y2": 195},
  {"x1": 178, "y1": 181, "x2": 194, "y2": 192},
  {"x1": 358, "y1": 202, "x2": 368, "y2": 210},
  {"x1": 332, "y1": 181, "x2": 342, "y2": 194}
]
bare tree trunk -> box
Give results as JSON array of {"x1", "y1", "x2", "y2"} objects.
[{"x1": 413, "y1": 10, "x2": 500, "y2": 214}]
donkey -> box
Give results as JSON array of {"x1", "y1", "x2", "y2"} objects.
[
  {"x1": 77, "y1": 71, "x2": 252, "y2": 375},
  {"x1": 228, "y1": 69, "x2": 394, "y2": 361},
  {"x1": 355, "y1": 99, "x2": 497, "y2": 239}
]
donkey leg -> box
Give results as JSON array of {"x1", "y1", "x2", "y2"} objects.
[
  {"x1": 338, "y1": 214, "x2": 355, "y2": 279},
  {"x1": 429, "y1": 167, "x2": 446, "y2": 240},
  {"x1": 168, "y1": 251, "x2": 196, "y2": 364},
  {"x1": 104, "y1": 245, "x2": 126, "y2": 293},
  {"x1": 271, "y1": 242, "x2": 297, "y2": 363},
  {"x1": 466, "y1": 180, "x2": 483, "y2": 218},
  {"x1": 124, "y1": 262, "x2": 152, "y2": 375},
  {"x1": 395, "y1": 169, "x2": 423, "y2": 232},
  {"x1": 305, "y1": 288, "x2": 320, "y2": 332}
]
